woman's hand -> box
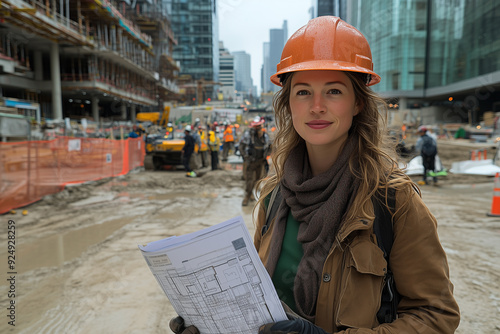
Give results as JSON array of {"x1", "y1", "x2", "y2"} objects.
[
  {"x1": 258, "y1": 318, "x2": 329, "y2": 334},
  {"x1": 169, "y1": 316, "x2": 199, "y2": 334}
]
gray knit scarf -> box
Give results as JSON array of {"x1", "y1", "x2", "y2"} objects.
[{"x1": 265, "y1": 134, "x2": 360, "y2": 322}]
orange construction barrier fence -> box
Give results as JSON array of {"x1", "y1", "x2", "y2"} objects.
[{"x1": 0, "y1": 136, "x2": 145, "y2": 214}]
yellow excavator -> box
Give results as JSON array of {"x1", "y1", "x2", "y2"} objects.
[
  {"x1": 141, "y1": 106, "x2": 192, "y2": 170},
  {"x1": 136, "y1": 105, "x2": 170, "y2": 127}
]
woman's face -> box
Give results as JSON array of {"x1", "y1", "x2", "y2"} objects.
[{"x1": 289, "y1": 70, "x2": 359, "y2": 153}]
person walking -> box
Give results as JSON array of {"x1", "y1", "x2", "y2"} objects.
[
  {"x1": 181, "y1": 125, "x2": 196, "y2": 177},
  {"x1": 221, "y1": 122, "x2": 234, "y2": 161},
  {"x1": 169, "y1": 16, "x2": 459, "y2": 334},
  {"x1": 239, "y1": 116, "x2": 271, "y2": 206},
  {"x1": 416, "y1": 125, "x2": 438, "y2": 185}
]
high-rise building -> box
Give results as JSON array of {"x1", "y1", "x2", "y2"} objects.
[
  {"x1": 219, "y1": 42, "x2": 235, "y2": 101},
  {"x1": 170, "y1": 0, "x2": 219, "y2": 100},
  {"x1": 262, "y1": 42, "x2": 271, "y2": 94},
  {"x1": 315, "y1": 0, "x2": 347, "y2": 19},
  {"x1": 343, "y1": 0, "x2": 500, "y2": 125},
  {"x1": 262, "y1": 21, "x2": 287, "y2": 94},
  {"x1": 233, "y1": 51, "x2": 253, "y2": 98}
]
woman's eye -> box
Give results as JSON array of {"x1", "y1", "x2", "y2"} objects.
[
  {"x1": 296, "y1": 90, "x2": 310, "y2": 96},
  {"x1": 327, "y1": 89, "x2": 341, "y2": 94}
]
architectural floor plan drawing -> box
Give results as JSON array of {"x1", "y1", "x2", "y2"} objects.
[{"x1": 139, "y1": 216, "x2": 287, "y2": 334}]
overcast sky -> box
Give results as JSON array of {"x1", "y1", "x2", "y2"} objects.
[{"x1": 218, "y1": 0, "x2": 312, "y2": 94}]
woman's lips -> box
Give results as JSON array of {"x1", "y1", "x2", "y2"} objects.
[{"x1": 306, "y1": 120, "x2": 332, "y2": 130}]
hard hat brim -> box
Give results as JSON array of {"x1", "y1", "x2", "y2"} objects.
[{"x1": 270, "y1": 60, "x2": 381, "y2": 87}]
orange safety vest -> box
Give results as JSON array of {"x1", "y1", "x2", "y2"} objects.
[{"x1": 223, "y1": 127, "x2": 234, "y2": 142}]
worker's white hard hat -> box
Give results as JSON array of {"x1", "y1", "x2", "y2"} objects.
[
  {"x1": 185, "y1": 125, "x2": 191, "y2": 132},
  {"x1": 251, "y1": 116, "x2": 265, "y2": 127}
]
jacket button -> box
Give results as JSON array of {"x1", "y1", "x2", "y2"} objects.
[{"x1": 323, "y1": 273, "x2": 331, "y2": 282}]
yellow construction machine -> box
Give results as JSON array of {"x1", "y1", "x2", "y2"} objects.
[
  {"x1": 145, "y1": 129, "x2": 187, "y2": 170},
  {"x1": 136, "y1": 106, "x2": 170, "y2": 126}
]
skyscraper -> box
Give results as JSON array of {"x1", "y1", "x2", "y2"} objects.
[
  {"x1": 262, "y1": 42, "x2": 271, "y2": 94},
  {"x1": 219, "y1": 42, "x2": 235, "y2": 101},
  {"x1": 262, "y1": 20, "x2": 288, "y2": 94},
  {"x1": 315, "y1": 0, "x2": 347, "y2": 19},
  {"x1": 170, "y1": 0, "x2": 219, "y2": 99},
  {"x1": 233, "y1": 51, "x2": 253, "y2": 98}
]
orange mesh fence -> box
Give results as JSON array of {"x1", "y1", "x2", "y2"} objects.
[{"x1": 0, "y1": 136, "x2": 145, "y2": 214}]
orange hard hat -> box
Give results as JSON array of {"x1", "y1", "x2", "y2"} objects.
[{"x1": 270, "y1": 16, "x2": 380, "y2": 87}]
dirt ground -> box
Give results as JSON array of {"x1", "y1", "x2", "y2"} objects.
[{"x1": 1, "y1": 138, "x2": 500, "y2": 333}]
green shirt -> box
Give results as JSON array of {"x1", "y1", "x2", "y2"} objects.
[{"x1": 271, "y1": 211, "x2": 303, "y2": 312}]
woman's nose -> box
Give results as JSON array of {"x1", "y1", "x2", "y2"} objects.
[{"x1": 310, "y1": 94, "x2": 325, "y2": 113}]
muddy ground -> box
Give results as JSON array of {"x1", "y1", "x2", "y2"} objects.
[{"x1": 1, "y1": 138, "x2": 500, "y2": 333}]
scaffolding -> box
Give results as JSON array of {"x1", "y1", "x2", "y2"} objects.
[{"x1": 0, "y1": 0, "x2": 181, "y2": 122}]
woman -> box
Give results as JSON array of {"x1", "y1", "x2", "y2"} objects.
[
  {"x1": 170, "y1": 16, "x2": 459, "y2": 334},
  {"x1": 254, "y1": 16, "x2": 459, "y2": 333}
]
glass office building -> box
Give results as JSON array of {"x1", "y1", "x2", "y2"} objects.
[
  {"x1": 347, "y1": 0, "x2": 500, "y2": 123},
  {"x1": 169, "y1": 0, "x2": 219, "y2": 99},
  {"x1": 427, "y1": 1, "x2": 499, "y2": 88}
]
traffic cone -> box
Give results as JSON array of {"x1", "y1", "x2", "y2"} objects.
[{"x1": 487, "y1": 172, "x2": 500, "y2": 217}]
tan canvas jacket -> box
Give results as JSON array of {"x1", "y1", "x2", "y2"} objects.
[{"x1": 254, "y1": 189, "x2": 460, "y2": 333}]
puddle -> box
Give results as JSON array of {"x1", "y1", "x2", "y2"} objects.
[{"x1": 8, "y1": 216, "x2": 136, "y2": 273}]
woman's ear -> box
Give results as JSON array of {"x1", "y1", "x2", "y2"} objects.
[{"x1": 354, "y1": 101, "x2": 363, "y2": 116}]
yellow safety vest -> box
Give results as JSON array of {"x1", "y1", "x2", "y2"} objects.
[
  {"x1": 208, "y1": 131, "x2": 220, "y2": 151},
  {"x1": 199, "y1": 130, "x2": 208, "y2": 151}
]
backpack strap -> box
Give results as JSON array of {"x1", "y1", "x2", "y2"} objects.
[
  {"x1": 262, "y1": 185, "x2": 281, "y2": 236},
  {"x1": 373, "y1": 188, "x2": 401, "y2": 324},
  {"x1": 372, "y1": 188, "x2": 395, "y2": 259}
]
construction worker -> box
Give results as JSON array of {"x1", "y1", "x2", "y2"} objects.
[
  {"x1": 128, "y1": 125, "x2": 139, "y2": 138},
  {"x1": 197, "y1": 125, "x2": 209, "y2": 168},
  {"x1": 416, "y1": 125, "x2": 438, "y2": 185},
  {"x1": 221, "y1": 122, "x2": 234, "y2": 161},
  {"x1": 181, "y1": 125, "x2": 196, "y2": 177},
  {"x1": 165, "y1": 122, "x2": 174, "y2": 138},
  {"x1": 239, "y1": 116, "x2": 270, "y2": 206},
  {"x1": 207, "y1": 128, "x2": 221, "y2": 171}
]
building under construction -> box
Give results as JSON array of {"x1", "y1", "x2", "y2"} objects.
[{"x1": 0, "y1": 0, "x2": 180, "y2": 125}]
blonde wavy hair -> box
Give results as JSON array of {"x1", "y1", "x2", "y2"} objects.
[{"x1": 255, "y1": 71, "x2": 417, "y2": 220}]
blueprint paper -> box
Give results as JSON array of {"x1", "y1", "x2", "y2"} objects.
[{"x1": 139, "y1": 216, "x2": 287, "y2": 334}]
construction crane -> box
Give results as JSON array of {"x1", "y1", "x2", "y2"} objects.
[{"x1": 179, "y1": 78, "x2": 222, "y2": 105}]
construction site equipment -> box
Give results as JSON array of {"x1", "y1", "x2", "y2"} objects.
[
  {"x1": 487, "y1": 172, "x2": 500, "y2": 217},
  {"x1": 179, "y1": 78, "x2": 222, "y2": 105},
  {"x1": 144, "y1": 130, "x2": 186, "y2": 170},
  {"x1": 136, "y1": 106, "x2": 171, "y2": 127}
]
